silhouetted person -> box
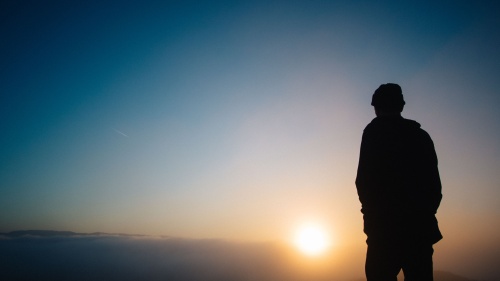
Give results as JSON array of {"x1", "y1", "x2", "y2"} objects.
[{"x1": 356, "y1": 83, "x2": 442, "y2": 281}]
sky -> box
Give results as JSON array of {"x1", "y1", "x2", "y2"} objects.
[{"x1": 1, "y1": 0, "x2": 500, "y2": 280}]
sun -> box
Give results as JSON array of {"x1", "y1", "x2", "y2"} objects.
[{"x1": 294, "y1": 223, "x2": 329, "y2": 256}]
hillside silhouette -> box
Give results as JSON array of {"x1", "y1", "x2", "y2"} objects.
[
  {"x1": 0, "y1": 230, "x2": 484, "y2": 281},
  {"x1": 433, "y1": 271, "x2": 478, "y2": 281},
  {"x1": 1, "y1": 229, "x2": 147, "y2": 238},
  {"x1": 352, "y1": 271, "x2": 478, "y2": 281}
]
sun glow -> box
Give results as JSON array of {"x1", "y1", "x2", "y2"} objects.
[{"x1": 294, "y1": 223, "x2": 330, "y2": 256}]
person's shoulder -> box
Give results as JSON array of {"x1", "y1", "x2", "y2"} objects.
[
  {"x1": 363, "y1": 118, "x2": 376, "y2": 130},
  {"x1": 401, "y1": 117, "x2": 421, "y2": 129},
  {"x1": 403, "y1": 118, "x2": 434, "y2": 142},
  {"x1": 362, "y1": 118, "x2": 379, "y2": 136}
]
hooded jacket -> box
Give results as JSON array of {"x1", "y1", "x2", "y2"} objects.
[{"x1": 356, "y1": 116, "x2": 442, "y2": 244}]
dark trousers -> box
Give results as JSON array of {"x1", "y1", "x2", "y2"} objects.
[{"x1": 365, "y1": 240, "x2": 434, "y2": 281}]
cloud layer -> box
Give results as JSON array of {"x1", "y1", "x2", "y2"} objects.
[
  {"x1": 0, "y1": 232, "x2": 340, "y2": 281},
  {"x1": 0, "y1": 231, "x2": 488, "y2": 281}
]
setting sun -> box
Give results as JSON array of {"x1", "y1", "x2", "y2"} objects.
[{"x1": 294, "y1": 224, "x2": 330, "y2": 256}]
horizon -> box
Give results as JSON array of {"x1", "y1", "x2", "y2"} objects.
[
  {"x1": 1, "y1": 1, "x2": 500, "y2": 280},
  {"x1": 0, "y1": 229, "x2": 486, "y2": 281}
]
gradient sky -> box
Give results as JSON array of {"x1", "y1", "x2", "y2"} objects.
[{"x1": 1, "y1": 1, "x2": 499, "y2": 279}]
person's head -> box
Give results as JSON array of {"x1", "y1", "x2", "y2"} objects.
[{"x1": 371, "y1": 83, "x2": 405, "y2": 116}]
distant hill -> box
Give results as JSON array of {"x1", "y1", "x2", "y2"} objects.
[
  {"x1": 434, "y1": 271, "x2": 478, "y2": 281},
  {"x1": 1, "y1": 230, "x2": 484, "y2": 281},
  {"x1": 1, "y1": 230, "x2": 80, "y2": 237},
  {"x1": 0, "y1": 230, "x2": 147, "y2": 238},
  {"x1": 352, "y1": 271, "x2": 478, "y2": 281}
]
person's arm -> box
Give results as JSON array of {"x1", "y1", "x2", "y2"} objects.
[
  {"x1": 356, "y1": 131, "x2": 375, "y2": 213},
  {"x1": 420, "y1": 131, "x2": 442, "y2": 214},
  {"x1": 427, "y1": 138, "x2": 442, "y2": 214}
]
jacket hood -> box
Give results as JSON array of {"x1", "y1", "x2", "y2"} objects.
[{"x1": 365, "y1": 116, "x2": 421, "y2": 132}]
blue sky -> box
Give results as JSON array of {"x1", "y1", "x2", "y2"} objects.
[{"x1": 1, "y1": 1, "x2": 500, "y2": 278}]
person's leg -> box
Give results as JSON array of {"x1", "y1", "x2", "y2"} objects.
[
  {"x1": 366, "y1": 241, "x2": 401, "y2": 281},
  {"x1": 401, "y1": 243, "x2": 434, "y2": 281}
]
